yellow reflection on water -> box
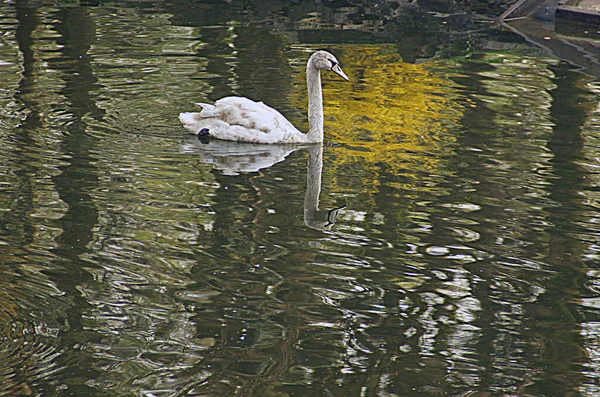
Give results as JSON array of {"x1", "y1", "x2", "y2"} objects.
[{"x1": 291, "y1": 45, "x2": 465, "y2": 193}]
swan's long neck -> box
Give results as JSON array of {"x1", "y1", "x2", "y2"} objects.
[{"x1": 306, "y1": 61, "x2": 323, "y2": 142}]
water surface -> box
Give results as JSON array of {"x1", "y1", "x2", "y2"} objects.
[{"x1": 1, "y1": 2, "x2": 600, "y2": 396}]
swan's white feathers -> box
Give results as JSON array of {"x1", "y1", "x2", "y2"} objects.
[{"x1": 180, "y1": 96, "x2": 304, "y2": 143}]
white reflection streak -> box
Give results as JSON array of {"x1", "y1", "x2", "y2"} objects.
[
  {"x1": 446, "y1": 323, "x2": 481, "y2": 387},
  {"x1": 418, "y1": 294, "x2": 442, "y2": 357},
  {"x1": 580, "y1": 322, "x2": 600, "y2": 396},
  {"x1": 225, "y1": 22, "x2": 239, "y2": 92}
]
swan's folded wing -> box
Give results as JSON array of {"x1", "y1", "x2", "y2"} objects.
[{"x1": 214, "y1": 97, "x2": 300, "y2": 135}]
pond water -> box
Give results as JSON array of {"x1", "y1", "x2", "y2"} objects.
[{"x1": 1, "y1": 1, "x2": 600, "y2": 396}]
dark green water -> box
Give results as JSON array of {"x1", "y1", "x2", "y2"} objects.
[{"x1": 1, "y1": 2, "x2": 600, "y2": 396}]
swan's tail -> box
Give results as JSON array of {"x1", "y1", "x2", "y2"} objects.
[
  {"x1": 179, "y1": 112, "x2": 204, "y2": 134},
  {"x1": 179, "y1": 102, "x2": 216, "y2": 134},
  {"x1": 179, "y1": 112, "x2": 199, "y2": 125}
]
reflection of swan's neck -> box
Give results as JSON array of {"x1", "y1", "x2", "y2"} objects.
[
  {"x1": 304, "y1": 144, "x2": 324, "y2": 227},
  {"x1": 306, "y1": 61, "x2": 323, "y2": 142}
]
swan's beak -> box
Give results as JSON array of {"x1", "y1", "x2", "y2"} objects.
[{"x1": 332, "y1": 64, "x2": 349, "y2": 81}]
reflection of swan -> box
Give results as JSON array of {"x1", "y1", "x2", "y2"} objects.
[
  {"x1": 304, "y1": 144, "x2": 344, "y2": 231},
  {"x1": 179, "y1": 135, "x2": 304, "y2": 176},
  {"x1": 179, "y1": 138, "x2": 343, "y2": 230},
  {"x1": 179, "y1": 51, "x2": 348, "y2": 144}
]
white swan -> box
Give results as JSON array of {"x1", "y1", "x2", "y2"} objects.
[{"x1": 178, "y1": 50, "x2": 348, "y2": 144}]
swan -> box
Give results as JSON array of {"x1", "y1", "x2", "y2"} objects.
[{"x1": 178, "y1": 50, "x2": 348, "y2": 144}]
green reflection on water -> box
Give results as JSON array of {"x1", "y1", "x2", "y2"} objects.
[{"x1": 0, "y1": 2, "x2": 600, "y2": 397}]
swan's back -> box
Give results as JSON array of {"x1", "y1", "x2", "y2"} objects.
[{"x1": 215, "y1": 97, "x2": 299, "y2": 134}]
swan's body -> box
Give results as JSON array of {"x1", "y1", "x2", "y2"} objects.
[{"x1": 179, "y1": 50, "x2": 348, "y2": 144}]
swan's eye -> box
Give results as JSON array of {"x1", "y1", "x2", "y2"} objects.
[{"x1": 328, "y1": 59, "x2": 338, "y2": 69}]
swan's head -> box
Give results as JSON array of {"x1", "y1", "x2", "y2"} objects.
[{"x1": 309, "y1": 50, "x2": 349, "y2": 81}]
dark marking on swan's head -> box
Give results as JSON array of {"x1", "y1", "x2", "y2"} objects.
[{"x1": 309, "y1": 50, "x2": 349, "y2": 81}]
